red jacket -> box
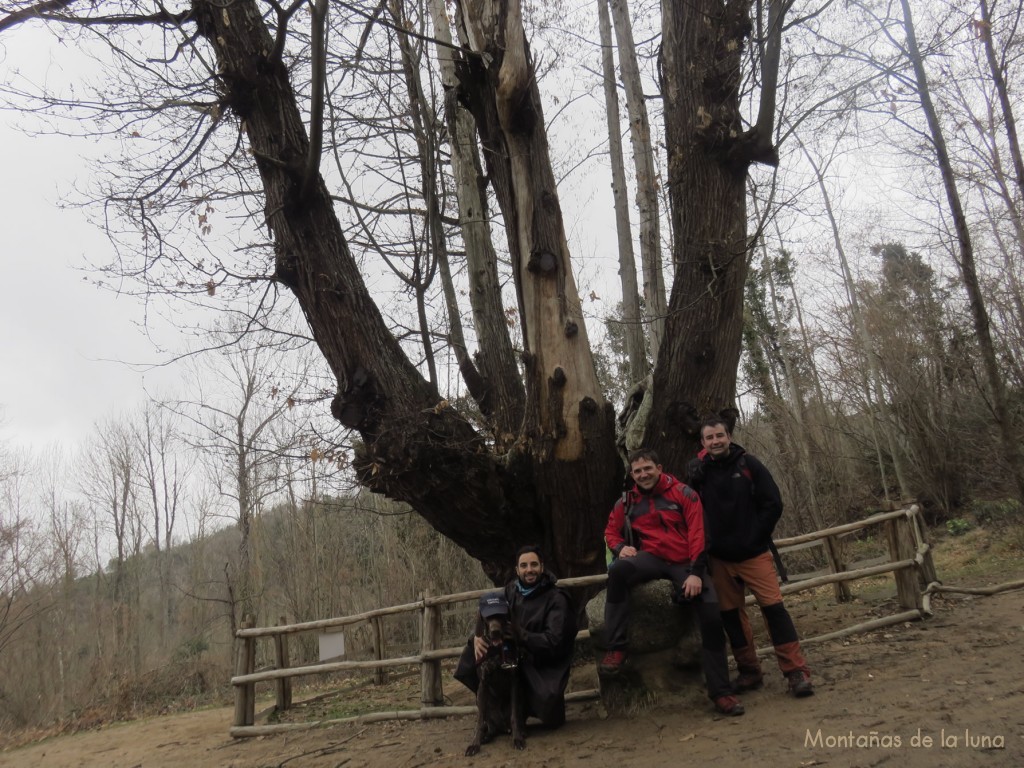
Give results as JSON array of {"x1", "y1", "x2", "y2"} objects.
[{"x1": 604, "y1": 472, "x2": 706, "y2": 568}]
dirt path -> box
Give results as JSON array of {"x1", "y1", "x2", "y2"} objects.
[{"x1": 3, "y1": 589, "x2": 1022, "y2": 768}]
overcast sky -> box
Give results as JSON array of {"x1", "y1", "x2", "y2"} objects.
[{"x1": 0, "y1": 122, "x2": 174, "y2": 450}]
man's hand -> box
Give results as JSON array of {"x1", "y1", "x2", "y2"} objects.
[
  {"x1": 618, "y1": 545, "x2": 638, "y2": 558},
  {"x1": 682, "y1": 574, "x2": 702, "y2": 599},
  {"x1": 473, "y1": 635, "x2": 488, "y2": 662}
]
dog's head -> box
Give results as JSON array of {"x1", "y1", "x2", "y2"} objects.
[{"x1": 476, "y1": 592, "x2": 513, "y2": 651}]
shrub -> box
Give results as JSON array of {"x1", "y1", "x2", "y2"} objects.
[
  {"x1": 173, "y1": 636, "x2": 209, "y2": 663},
  {"x1": 945, "y1": 518, "x2": 972, "y2": 536},
  {"x1": 971, "y1": 498, "x2": 1023, "y2": 529}
]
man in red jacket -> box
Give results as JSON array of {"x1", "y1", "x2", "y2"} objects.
[{"x1": 600, "y1": 449, "x2": 743, "y2": 716}]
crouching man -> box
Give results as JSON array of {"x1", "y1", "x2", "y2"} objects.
[{"x1": 455, "y1": 545, "x2": 577, "y2": 726}]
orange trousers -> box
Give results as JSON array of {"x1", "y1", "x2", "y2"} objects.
[{"x1": 711, "y1": 552, "x2": 810, "y2": 676}]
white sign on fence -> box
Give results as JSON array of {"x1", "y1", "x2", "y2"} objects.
[{"x1": 318, "y1": 630, "x2": 345, "y2": 662}]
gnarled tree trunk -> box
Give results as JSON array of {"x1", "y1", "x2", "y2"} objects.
[
  {"x1": 195, "y1": 0, "x2": 620, "y2": 581},
  {"x1": 650, "y1": 0, "x2": 757, "y2": 469}
]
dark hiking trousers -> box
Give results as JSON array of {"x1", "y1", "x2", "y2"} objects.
[{"x1": 604, "y1": 551, "x2": 731, "y2": 699}]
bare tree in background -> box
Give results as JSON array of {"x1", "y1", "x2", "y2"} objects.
[
  {"x1": 175, "y1": 334, "x2": 311, "y2": 623},
  {"x1": 133, "y1": 403, "x2": 191, "y2": 645},
  {"x1": 0, "y1": 449, "x2": 50, "y2": 664},
  {"x1": 80, "y1": 420, "x2": 143, "y2": 675},
  {"x1": 896, "y1": 0, "x2": 1024, "y2": 502}
]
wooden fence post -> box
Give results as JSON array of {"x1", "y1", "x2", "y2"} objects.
[
  {"x1": 909, "y1": 508, "x2": 939, "y2": 587},
  {"x1": 275, "y1": 616, "x2": 292, "y2": 712},
  {"x1": 420, "y1": 591, "x2": 443, "y2": 707},
  {"x1": 886, "y1": 518, "x2": 921, "y2": 610},
  {"x1": 232, "y1": 623, "x2": 247, "y2": 727},
  {"x1": 233, "y1": 615, "x2": 256, "y2": 727},
  {"x1": 372, "y1": 616, "x2": 387, "y2": 686},
  {"x1": 823, "y1": 534, "x2": 851, "y2": 602}
]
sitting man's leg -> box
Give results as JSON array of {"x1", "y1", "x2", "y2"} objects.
[
  {"x1": 600, "y1": 551, "x2": 665, "y2": 672},
  {"x1": 523, "y1": 679, "x2": 566, "y2": 729},
  {"x1": 533, "y1": 697, "x2": 566, "y2": 729},
  {"x1": 683, "y1": 569, "x2": 743, "y2": 716}
]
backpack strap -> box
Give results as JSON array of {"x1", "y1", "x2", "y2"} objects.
[
  {"x1": 737, "y1": 454, "x2": 753, "y2": 483},
  {"x1": 621, "y1": 491, "x2": 635, "y2": 548}
]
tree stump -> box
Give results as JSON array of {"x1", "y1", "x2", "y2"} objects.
[{"x1": 586, "y1": 580, "x2": 706, "y2": 714}]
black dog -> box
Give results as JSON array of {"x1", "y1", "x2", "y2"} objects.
[{"x1": 465, "y1": 607, "x2": 526, "y2": 756}]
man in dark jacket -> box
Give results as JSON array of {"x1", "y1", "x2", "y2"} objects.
[
  {"x1": 454, "y1": 545, "x2": 576, "y2": 727},
  {"x1": 688, "y1": 416, "x2": 814, "y2": 698},
  {"x1": 600, "y1": 448, "x2": 743, "y2": 716}
]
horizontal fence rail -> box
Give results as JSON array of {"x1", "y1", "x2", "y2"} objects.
[{"x1": 229, "y1": 504, "x2": 935, "y2": 737}]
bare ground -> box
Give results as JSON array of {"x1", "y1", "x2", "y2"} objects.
[{"x1": 3, "y1": 552, "x2": 1023, "y2": 768}]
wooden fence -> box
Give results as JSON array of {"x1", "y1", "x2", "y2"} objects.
[{"x1": 229, "y1": 504, "x2": 936, "y2": 737}]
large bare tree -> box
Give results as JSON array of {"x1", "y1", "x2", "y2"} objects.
[
  {"x1": 1, "y1": 0, "x2": 793, "y2": 581},
  {"x1": 649, "y1": 0, "x2": 792, "y2": 471}
]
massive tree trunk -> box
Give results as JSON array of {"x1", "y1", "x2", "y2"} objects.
[
  {"x1": 453, "y1": 0, "x2": 622, "y2": 572},
  {"x1": 650, "y1": 0, "x2": 759, "y2": 470},
  {"x1": 648, "y1": 0, "x2": 791, "y2": 472},
  {"x1": 4, "y1": 0, "x2": 786, "y2": 582},
  {"x1": 194, "y1": 0, "x2": 620, "y2": 581}
]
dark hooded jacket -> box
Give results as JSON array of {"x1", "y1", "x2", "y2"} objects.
[
  {"x1": 454, "y1": 571, "x2": 576, "y2": 725},
  {"x1": 688, "y1": 443, "x2": 784, "y2": 563}
]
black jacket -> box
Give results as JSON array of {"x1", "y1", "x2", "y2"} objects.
[
  {"x1": 688, "y1": 443, "x2": 784, "y2": 563},
  {"x1": 454, "y1": 572, "x2": 576, "y2": 724}
]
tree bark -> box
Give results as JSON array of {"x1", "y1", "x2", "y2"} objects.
[
  {"x1": 652, "y1": 0, "x2": 794, "y2": 470},
  {"x1": 651, "y1": 0, "x2": 757, "y2": 469}
]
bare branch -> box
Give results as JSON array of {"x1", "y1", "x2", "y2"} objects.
[{"x1": 300, "y1": 0, "x2": 329, "y2": 202}]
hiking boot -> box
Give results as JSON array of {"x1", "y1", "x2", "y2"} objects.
[
  {"x1": 732, "y1": 669, "x2": 764, "y2": 692},
  {"x1": 598, "y1": 649, "x2": 626, "y2": 674},
  {"x1": 713, "y1": 695, "x2": 745, "y2": 716},
  {"x1": 787, "y1": 670, "x2": 814, "y2": 697}
]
